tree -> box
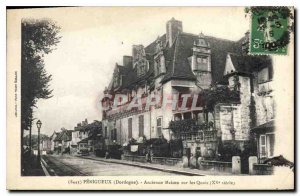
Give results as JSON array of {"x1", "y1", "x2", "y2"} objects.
[{"x1": 21, "y1": 19, "x2": 61, "y2": 174}]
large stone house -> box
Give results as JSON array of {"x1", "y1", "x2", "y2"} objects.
[{"x1": 101, "y1": 18, "x2": 274, "y2": 160}]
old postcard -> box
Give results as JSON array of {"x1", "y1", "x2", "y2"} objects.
[{"x1": 6, "y1": 7, "x2": 294, "y2": 190}]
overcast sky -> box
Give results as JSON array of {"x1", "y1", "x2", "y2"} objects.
[{"x1": 16, "y1": 7, "x2": 249, "y2": 136}]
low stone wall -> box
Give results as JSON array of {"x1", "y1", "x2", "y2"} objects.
[
  {"x1": 253, "y1": 164, "x2": 274, "y2": 175},
  {"x1": 122, "y1": 155, "x2": 182, "y2": 166},
  {"x1": 198, "y1": 159, "x2": 232, "y2": 173},
  {"x1": 122, "y1": 155, "x2": 147, "y2": 163},
  {"x1": 152, "y1": 157, "x2": 182, "y2": 166}
]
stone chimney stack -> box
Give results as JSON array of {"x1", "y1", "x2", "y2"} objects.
[
  {"x1": 123, "y1": 55, "x2": 133, "y2": 69},
  {"x1": 166, "y1": 17, "x2": 183, "y2": 47}
]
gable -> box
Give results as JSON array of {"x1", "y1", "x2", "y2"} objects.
[{"x1": 224, "y1": 54, "x2": 236, "y2": 75}]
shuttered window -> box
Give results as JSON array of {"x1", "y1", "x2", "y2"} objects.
[
  {"x1": 111, "y1": 129, "x2": 117, "y2": 141},
  {"x1": 138, "y1": 115, "x2": 144, "y2": 137},
  {"x1": 157, "y1": 117, "x2": 162, "y2": 136},
  {"x1": 128, "y1": 118, "x2": 132, "y2": 138}
]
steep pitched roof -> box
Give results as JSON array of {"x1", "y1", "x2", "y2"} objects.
[
  {"x1": 227, "y1": 53, "x2": 272, "y2": 75},
  {"x1": 161, "y1": 33, "x2": 196, "y2": 83},
  {"x1": 54, "y1": 130, "x2": 73, "y2": 142},
  {"x1": 145, "y1": 34, "x2": 167, "y2": 54},
  {"x1": 107, "y1": 30, "x2": 272, "y2": 91},
  {"x1": 251, "y1": 120, "x2": 275, "y2": 134},
  {"x1": 50, "y1": 131, "x2": 60, "y2": 140},
  {"x1": 161, "y1": 32, "x2": 243, "y2": 83}
]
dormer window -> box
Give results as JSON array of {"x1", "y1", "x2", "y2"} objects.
[
  {"x1": 154, "y1": 55, "x2": 166, "y2": 76},
  {"x1": 136, "y1": 59, "x2": 148, "y2": 77},
  {"x1": 137, "y1": 64, "x2": 146, "y2": 76},
  {"x1": 195, "y1": 56, "x2": 208, "y2": 71},
  {"x1": 113, "y1": 75, "x2": 119, "y2": 87}
]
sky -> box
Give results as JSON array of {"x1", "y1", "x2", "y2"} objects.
[{"x1": 15, "y1": 7, "x2": 249, "y2": 136}]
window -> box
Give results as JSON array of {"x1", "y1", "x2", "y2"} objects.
[
  {"x1": 196, "y1": 56, "x2": 208, "y2": 71},
  {"x1": 155, "y1": 55, "x2": 165, "y2": 76},
  {"x1": 157, "y1": 117, "x2": 162, "y2": 136},
  {"x1": 104, "y1": 127, "x2": 107, "y2": 138},
  {"x1": 258, "y1": 67, "x2": 270, "y2": 84},
  {"x1": 111, "y1": 129, "x2": 117, "y2": 141},
  {"x1": 138, "y1": 115, "x2": 144, "y2": 137},
  {"x1": 137, "y1": 60, "x2": 148, "y2": 77},
  {"x1": 128, "y1": 118, "x2": 132, "y2": 138},
  {"x1": 113, "y1": 74, "x2": 119, "y2": 87},
  {"x1": 155, "y1": 58, "x2": 161, "y2": 75},
  {"x1": 260, "y1": 135, "x2": 267, "y2": 157}
]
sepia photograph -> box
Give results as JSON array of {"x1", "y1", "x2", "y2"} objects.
[{"x1": 6, "y1": 6, "x2": 295, "y2": 190}]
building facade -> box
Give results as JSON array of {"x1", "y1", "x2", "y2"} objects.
[{"x1": 101, "y1": 18, "x2": 274, "y2": 160}]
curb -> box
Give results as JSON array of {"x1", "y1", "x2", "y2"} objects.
[
  {"x1": 41, "y1": 157, "x2": 57, "y2": 176},
  {"x1": 76, "y1": 155, "x2": 204, "y2": 176}
]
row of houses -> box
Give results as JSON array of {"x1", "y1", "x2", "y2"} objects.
[
  {"x1": 41, "y1": 119, "x2": 103, "y2": 155},
  {"x1": 101, "y1": 18, "x2": 275, "y2": 164}
]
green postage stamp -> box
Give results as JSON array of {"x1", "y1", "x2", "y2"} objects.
[{"x1": 247, "y1": 7, "x2": 293, "y2": 55}]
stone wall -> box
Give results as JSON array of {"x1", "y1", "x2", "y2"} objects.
[
  {"x1": 252, "y1": 163, "x2": 274, "y2": 175},
  {"x1": 252, "y1": 72, "x2": 275, "y2": 127}
]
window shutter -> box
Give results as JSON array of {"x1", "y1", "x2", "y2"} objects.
[{"x1": 139, "y1": 115, "x2": 144, "y2": 137}]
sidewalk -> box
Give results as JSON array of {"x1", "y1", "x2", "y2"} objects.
[{"x1": 76, "y1": 154, "x2": 235, "y2": 176}]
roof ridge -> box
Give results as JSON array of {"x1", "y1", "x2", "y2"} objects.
[{"x1": 181, "y1": 32, "x2": 240, "y2": 43}]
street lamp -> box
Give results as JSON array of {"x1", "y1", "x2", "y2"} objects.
[{"x1": 36, "y1": 120, "x2": 42, "y2": 162}]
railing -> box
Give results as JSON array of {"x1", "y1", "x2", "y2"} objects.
[{"x1": 179, "y1": 130, "x2": 217, "y2": 142}]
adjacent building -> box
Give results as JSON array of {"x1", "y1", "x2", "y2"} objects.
[{"x1": 53, "y1": 129, "x2": 73, "y2": 154}]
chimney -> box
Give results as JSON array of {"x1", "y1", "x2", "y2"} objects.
[
  {"x1": 123, "y1": 55, "x2": 133, "y2": 69},
  {"x1": 166, "y1": 17, "x2": 183, "y2": 47}
]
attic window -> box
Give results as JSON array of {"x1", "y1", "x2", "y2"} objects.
[
  {"x1": 195, "y1": 56, "x2": 208, "y2": 71},
  {"x1": 136, "y1": 59, "x2": 148, "y2": 77}
]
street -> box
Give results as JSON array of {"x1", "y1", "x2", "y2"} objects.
[{"x1": 41, "y1": 155, "x2": 182, "y2": 176}]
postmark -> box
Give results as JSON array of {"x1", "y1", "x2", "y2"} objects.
[{"x1": 247, "y1": 7, "x2": 293, "y2": 55}]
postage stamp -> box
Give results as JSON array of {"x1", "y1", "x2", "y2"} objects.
[{"x1": 248, "y1": 7, "x2": 293, "y2": 55}]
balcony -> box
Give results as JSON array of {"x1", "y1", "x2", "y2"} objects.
[
  {"x1": 180, "y1": 130, "x2": 217, "y2": 142},
  {"x1": 169, "y1": 119, "x2": 217, "y2": 142}
]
